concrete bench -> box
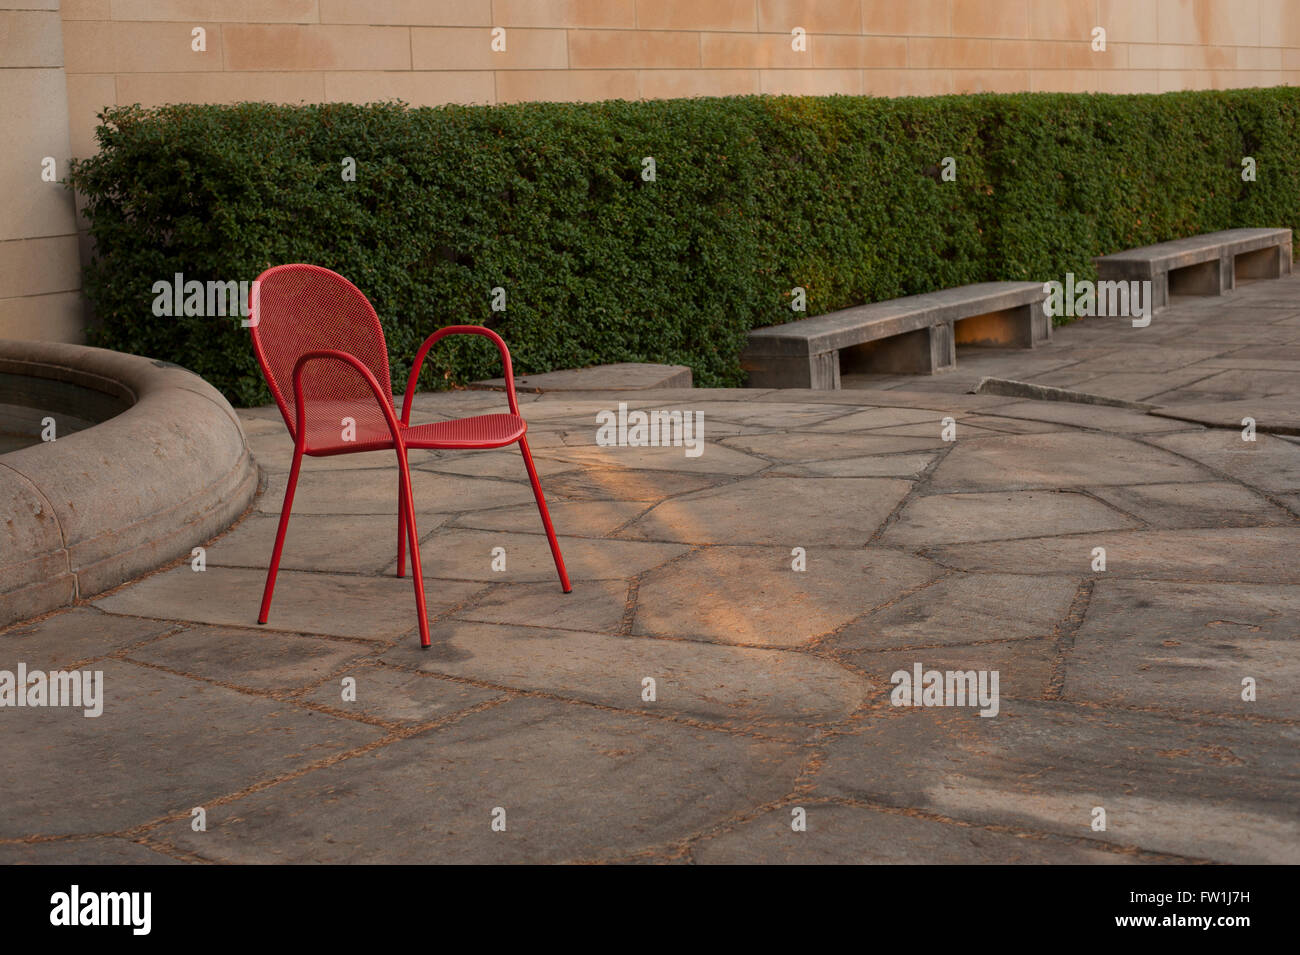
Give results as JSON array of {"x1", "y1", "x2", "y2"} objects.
[
  {"x1": 741, "y1": 281, "x2": 1050, "y2": 389},
  {"x1": 1094, "y1": 227, "x2": 1292, "y2": 312}
]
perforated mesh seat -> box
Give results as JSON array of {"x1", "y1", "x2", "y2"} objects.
[
  {"x1": 302, "y1": 408, "x2": 527, "y2": 455},
  {"x1": 403, "y1": 413, "x2": 527, "y2": 450},
  {"x1": 248, "y1": 264, "x2": 571, "y2": 648}
]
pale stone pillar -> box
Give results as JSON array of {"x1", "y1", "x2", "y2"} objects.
[{"x1": 0, "y1": 1, "x2": 83, "y2": 342}]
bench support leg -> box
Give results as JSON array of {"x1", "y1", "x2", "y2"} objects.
[
  {"x1": 1097, "y1": 267, "x2": 1169, "y2": 313},
  {"x1": 1030, "y1": 300, "x2": 1052, "y2": 345},
  {"x1": 743, "y1": 349, "x2": 840, "y2": 389},
  {"x1": 1149, "y1": 272, "x2": 1169, "y2": 311}
]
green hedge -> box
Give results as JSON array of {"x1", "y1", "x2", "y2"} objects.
[{"x1": 67, "y1": 89, "x2": 1300, "y2": 406}]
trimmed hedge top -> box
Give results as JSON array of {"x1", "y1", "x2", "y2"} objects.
[{"x1": 68, "y1": 89, "x2": 1300, "y2": 406}]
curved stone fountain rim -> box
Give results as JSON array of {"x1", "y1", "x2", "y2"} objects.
[{"x1": 0, "y1": 340, "x2": 257, "y2": 628}]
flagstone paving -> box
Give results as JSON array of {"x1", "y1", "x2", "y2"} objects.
[{"x1": 1, "y1": 278, "x2": 1298, "y2": 864}]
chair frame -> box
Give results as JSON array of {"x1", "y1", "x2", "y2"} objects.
[{"x1": 250, "y1": 266, "x2": 570, "y2": 649}]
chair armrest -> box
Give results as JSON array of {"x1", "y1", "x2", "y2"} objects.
[
  {"x1": 292, "y1": 350, "x2": 404, "y2": 452},
  {"x1": 401, "y1": 325, "x2": 519, "y2": 425}
]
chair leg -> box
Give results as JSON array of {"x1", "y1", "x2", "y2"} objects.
[
  {"x1": 396, "y1": 473, "x2": 407, "y2": 578},
  {"x1": 258, "y1": 444, "x2": 304, "y2": 624},
  {"x1": 518, "y1": 435, "x2": 571, "y2": 593},
  {"x1": 395, "y1": 442, "x2": 431, "y2": 648}
]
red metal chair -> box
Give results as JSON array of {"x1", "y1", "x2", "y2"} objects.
[{"x1": 248, "y1": 264, "x2": 570, "y2": 648}]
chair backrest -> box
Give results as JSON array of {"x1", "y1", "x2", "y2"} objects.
[{"x1": 248, "y1": 264, "x2": 394, "y2": 441}]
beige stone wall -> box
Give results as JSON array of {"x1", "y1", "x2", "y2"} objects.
[
  {"x1": 5, "y1": 1, "x2": 1299, "y2": 343},
  {"x1": 57, "y1": 1, "x2": 1300, "y2": 160},
  {"x1": 1, "y1": 1, "x2": 82, "y2": 342}
]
